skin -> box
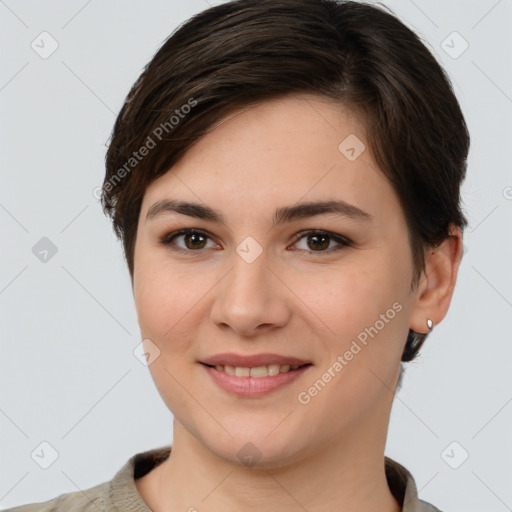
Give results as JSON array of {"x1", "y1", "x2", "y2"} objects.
[{"x1": 131, "y1": 94, "x2": 463, "y2": 512}]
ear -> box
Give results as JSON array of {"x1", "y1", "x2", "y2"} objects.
[{"x1": 409, "y1": 225, "x2": 464, "y2": 333}]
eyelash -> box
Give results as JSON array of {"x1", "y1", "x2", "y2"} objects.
[{"x1": 158, "y1": 228, "x2": 351, "y2": 257}]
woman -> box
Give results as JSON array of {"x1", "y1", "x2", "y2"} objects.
[{"x1": 7, "y1": 0, "x2": 468, "y2": 510}]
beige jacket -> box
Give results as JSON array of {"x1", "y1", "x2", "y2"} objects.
[{"x1": 4, "y1": 446, "x2": 443, "y2": 511}]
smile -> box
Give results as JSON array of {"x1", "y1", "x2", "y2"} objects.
[
  {"x1": 200, "y1": 362, "x2": 313, "y2": 397},
  {"x1": 203, "y1": 363, "x2": 311, "y2": 377}
]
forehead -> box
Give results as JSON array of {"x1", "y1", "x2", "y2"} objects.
[{"x1": 140, "y1": 94, "x2": 401, "y2": 228}]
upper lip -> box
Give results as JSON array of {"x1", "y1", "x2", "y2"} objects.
[{"x1": 200, "y1": 353, "x2": 312, "y2": 368}]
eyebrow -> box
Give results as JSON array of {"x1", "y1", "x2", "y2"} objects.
[{"x1": 146, "y1": 199, "x2": 373, "y2": 226}]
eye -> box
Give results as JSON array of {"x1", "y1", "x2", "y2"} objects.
[
  {"x1": 289, "y1": 229, "x2": 351, "y2": 255},
  {"x1": 159, "y1": 228, "x2": 351, "y2": 256},
  {"x1": 159, "y1": 229, "x2": 219, "y2": 253}
]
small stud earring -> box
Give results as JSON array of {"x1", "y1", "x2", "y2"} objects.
[{"x1": 426, "y1": 319, "x2": 433, "y2": 330}]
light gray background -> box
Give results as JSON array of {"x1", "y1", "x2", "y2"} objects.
[{"x1": 1, "y1": 1, "x2": 511, "y2": 510}]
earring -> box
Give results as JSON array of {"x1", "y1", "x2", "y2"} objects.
[{"x1": 427, "y1": 319, "x2": 433, "y2": 330}]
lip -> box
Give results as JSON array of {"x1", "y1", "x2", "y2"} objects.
[
  {"x1": 201, "y1": 363, "x2": 312, "y2": 398},
  {"x1": 199, "y1": 352, "x2": 311, "y2": 368}
]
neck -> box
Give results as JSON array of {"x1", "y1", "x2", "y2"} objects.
[{"x1": 136, "y1": 418, "x2": 401, "y2": 512}]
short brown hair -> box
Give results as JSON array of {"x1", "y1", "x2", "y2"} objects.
[{"x1": 102, "y1": 0, "x2": 469, "y2": 363}]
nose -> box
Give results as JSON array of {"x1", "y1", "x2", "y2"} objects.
[{"x1": 209, "y1": 247, "x2": 292, "y2": 337}]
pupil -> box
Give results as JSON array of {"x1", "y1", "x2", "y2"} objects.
[
  {"x1": 308, "y1": 234, "x2": 329, "y2": 251},
  {"x1": 186, "y1": 233, "x2": 206, "y2": 249}
]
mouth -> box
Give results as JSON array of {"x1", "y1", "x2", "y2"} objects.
[
  {"x1": 200, "y1": 362, "x2": 313, "y2": 378},
  {"x1": 200, "y1": 361, "x2": 313, "y2": 397}
]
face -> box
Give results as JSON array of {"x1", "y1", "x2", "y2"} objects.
[{"x1": 132, "y1": 94, "x2": 418, "y2": 467}]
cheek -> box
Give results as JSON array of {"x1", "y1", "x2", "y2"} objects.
[
  {"x1": 294, "y1": 263, "x2": 389, "y2": 329},
  {"x1": 133, "y1": 261, "x2": 202, "y2": 402},
  {"x1": 133, "y1": 246, "x2": 217, "y2": 346},
  {"x1": 133, "y1": 242, "x2": 176, "y2": 338},
  {"x1": 134, "y1": 268, "x2": 190, "y2": 339},
  {"x1": 298, "y1": 260, "x2": 407, "y2": 368}
]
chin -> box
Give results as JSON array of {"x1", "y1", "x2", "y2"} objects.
[{"x1": 201, "y1": 429, "x2": 309, "y2": 470}]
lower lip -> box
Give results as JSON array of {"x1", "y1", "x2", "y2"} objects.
[{"x1": 201, "y1": 363, "x2": 312, "y2": 398}]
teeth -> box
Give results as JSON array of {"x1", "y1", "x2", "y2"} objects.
[
  {"x1": 212, "y1": 363, "x2": 304, "y2": 377},
  {"x1": 235, "y1": 366, "x2": 250, "y2": 377},
  {"x1": 222, "y1": 365, "x2": 235, "y2": 375},
  {"x1": 250, "y1": 366, "x2": 271, "y2": 377},
  {"x1": 267, "y1": 364, "x2": 282, "y2": 376}
]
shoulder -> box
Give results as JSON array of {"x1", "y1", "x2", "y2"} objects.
[
  {"x1": 2, "y1": 445, "x2": 172, "y2": 512},
  {"x1": 1, "y1": 481, "x2": 108, "y2": 512},
  {"x1": 418, "y1": 498, "x2": 446, "y2": 512},
  {"x1": 385, "y1": 456, "x2": 446, "y2": 512}
]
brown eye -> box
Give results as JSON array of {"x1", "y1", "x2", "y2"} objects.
[
  {"x1": 291, "y1": 230, "x2": 350, "y2": 255},
  {"x1": 183, "y1": 232, "x2": 208, "y2": 249},
  {"x1": 160, "y1": 229, "x2": 217, "y2": 252},
  {"x1": 306, "y1": 233, "x2": 330, "y2": 251}
]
